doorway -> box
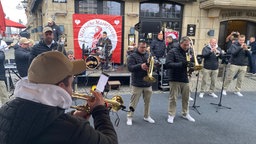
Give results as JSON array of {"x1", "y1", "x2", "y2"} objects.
[{"x1": 218, "y1": 20, "x2": 256, "y2": 51}]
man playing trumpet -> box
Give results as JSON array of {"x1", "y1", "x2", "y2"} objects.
[
  {"x1": 223, "y1": 35, "x2": 250, "y2": 97},
  {"x1": 199, "y1": 38, "x2": 223, "y2": 98},
  {"x1": 0, "y1": 51, "x2": 117, "y2": 144}
]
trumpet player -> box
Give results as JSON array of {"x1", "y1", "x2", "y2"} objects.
[
  {"x1": 0, "y1": 51, "x2": 118, "y2": 144},
  {"x1": 126, "y1": 39, "x2": 155, "y2": 126},
  {"x1": 223, "y1": 35, "x2": 250, "y2": 97},
  {"x1": 199, "y1": 38, "x2": 223, "y2": 98},
  {"x1": 165, "y1": 36, "x2": 195, "y2": 124}
]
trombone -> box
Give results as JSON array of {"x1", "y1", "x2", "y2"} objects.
[
  {"x1": 186, "y1": 37, "x2": 203, "y2": 74},
  {"x1": 71, "y1": 92, "x2": 127, "y2": 112}
]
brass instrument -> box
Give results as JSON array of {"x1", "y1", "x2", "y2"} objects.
[
  {"x1": 187, "y1": 37, "x2": 203, "y2": 71},
  {"x1": 71, "y1": 93, "x2": 125, "y2": 112},
  {"x1": 143, "y1": 55, "x2": 156, "y2": 83}
]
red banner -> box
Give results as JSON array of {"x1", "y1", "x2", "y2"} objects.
[{"x1": 73, "y1": 14, "x2": 122, "y2": 63}]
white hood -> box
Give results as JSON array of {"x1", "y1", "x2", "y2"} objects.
[{"x1": 14, "y1": 78, "x2": 72, "y2": 109}]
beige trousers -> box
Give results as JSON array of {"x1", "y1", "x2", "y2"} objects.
[
  {"x1": 223, "y1": 64, "x2": 247, "y2": 92},
  {"x1": 0, "y1": 81, "x2": 9, "y2": 105},
  {"x1": 200, "y1": 68, "x2": 219, "y2": 93},
  {"x1": 127, "y1": 86, "x2": 152, "y2": 118},
  {"x1": 168, "y1": 82, "x2": 190, "y2": 116}
]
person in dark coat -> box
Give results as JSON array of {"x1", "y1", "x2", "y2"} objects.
[
  {"x1": 165, "y1": 36, "x2": 195, "y2": 124},
  {"x1": 96, "y1": 31, "x2": 112, "y2": 69},
  {"x1": 249, "y1": 36, "x2": 256, "y2": 74},
  {"x1": 199, "y1": 38, "x2": 223, "y2": 98},
  {"x1": 0, "y1": 51, "x2": 117, "y2": 144},
  {"x1": 166, "y1": 34, "x2": 179, "y2": 53},
  {"x1": 150, "y1": 31, "x2": 166, "y2": 59},
  {"x1": 14, "y1": 37, "x2": 31, "y2": 77},
  {"x1": 126, "y1": 40, "x2": 155, "y2": 126},
  {"x1": 223, "y1": 34, "x2": 250, "y2": 97},
  {"x1": 46, "y1": 18, "x2": 63, "y2": 42},
  {"x1": 29, "y1": 27, "x2": 66, "y2": 65}
]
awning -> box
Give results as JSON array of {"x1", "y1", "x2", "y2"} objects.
[
  {"x1": 5, "y1": 19, "x2": 26, "y2": 29},
  {"x1": 0, "y1": 1, "x2": 6, "y2": 34}
]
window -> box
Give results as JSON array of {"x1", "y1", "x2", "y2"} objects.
[
  {"x1": 77, "y1": 0, "x2": 97, "y2": 14},
  {"x1": 140, "y1": 3, "x2": 160, "y2": 18},
  {"x1": 103, "y1": 1, "x2": 121, "y2": 15},
  {"x1": 75, "y1": 0, "x2": 123, "y2": 15}
]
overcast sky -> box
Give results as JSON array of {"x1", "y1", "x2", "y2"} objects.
[{"x1": 2, "y1": 0, "x2": 27, "y2": 24}]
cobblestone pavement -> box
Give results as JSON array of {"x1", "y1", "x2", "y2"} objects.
[{"x1": 77, "y1": 72, "x2": 256, "y2": 96}]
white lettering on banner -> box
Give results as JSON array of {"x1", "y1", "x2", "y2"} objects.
[{"x1": 77, "y1": 19, "x2": 117, "y2": 52}]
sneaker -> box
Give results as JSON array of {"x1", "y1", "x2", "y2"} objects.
[
  {"x1": 234, "y1": 92, "x2": 243, "y2": 97},
  {"x1": 167, "y1": 115, "x2": 174, "y2": 124},
  {"x1": 209, "y1": 93, "x2": 218, "y2": 98},
  {"x1": 182, "y1": 114, "x2": 195, "y2": 122},
  {"x1": 127, "y1": 117, "x2": 132, "y2": 126},
  {"x1": 199, "y1": 93, "x2": 204, "y2": 98},
  {"x1": 143, "y1": 116, "x2": 155, "y2": 123},
  {"x1": 189, "y1": 96, "x2": 194, "y2": 101},
  {"x1": 222, "y1": 90, "x2": 227, "y2": 96}
]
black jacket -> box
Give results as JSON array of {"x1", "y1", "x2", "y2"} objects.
[
  {"x1": 150, "y1": 38, "x2": 166, "y2": 59},
  {"x1": 250, "y1": 41, "x2": 256, "y2": 55},
  {"x1": 46, "y1": 23, "x2": 62, "y2": 42},
  {"x1": 29, "y1": 40, "x2": 66, "y2": 65},
  {"x1": 127, "y1": 49, "x2": 151, "y2": 87},
  {"x1": 165, "y1": 47, "x2": 191, "y2": 83},
  {"x1": 166, "y1": 39, "x2": 179, "y2": 53},
  {"x1": 0, "y1": 98, "x2": 117, "y2": 144},
  {"x1": 228, "y1": 42, "x2": 250, "y2": 66},
  {"x1": 15, "y1": 47, "x2": 30, "y2": 77},
  {"x1": 202, "y1": 45, "x2": 222, "y2": 70},
  {"x1": 0, "y1": 51, "x2": 5, "y2": 81}
]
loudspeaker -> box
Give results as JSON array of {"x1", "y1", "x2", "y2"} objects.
[{"x1": 141, "y1": 21, "x2": 161, "y2": 33}]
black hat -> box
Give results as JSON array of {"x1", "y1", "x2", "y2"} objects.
[{"x1": 19, "y1": 30, "x2": 30, "y2": 39}]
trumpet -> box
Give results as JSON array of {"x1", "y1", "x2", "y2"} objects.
[
  {"x1": 143, "y1": 55, "x2": 156, "y2": 83},
  {"x1": 71, "y1": 93, "x2": 126, "y2": 112}
]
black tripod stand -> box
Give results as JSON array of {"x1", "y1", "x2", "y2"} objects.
[
  {"x1": 210, "y1": 62, "x2": 231, "y2": 112},
  {"x1": 190, "y1": 70, "x2": 201, "y2": 115}
]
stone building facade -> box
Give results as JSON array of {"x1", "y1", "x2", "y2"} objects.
[{"x1": 24, "y1": 0, "x2": 256, "y2": 64}]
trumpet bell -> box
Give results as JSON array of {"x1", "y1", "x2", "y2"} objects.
[
  {"x1": 109, "y1": 95, "x2": 124, "y2": 112},
  {"x1": 194, "y1": 65, "x2": 203, "y2": 71},
  {"x1": 143, "y1": 76, "x2": 156, "y2": 83}
]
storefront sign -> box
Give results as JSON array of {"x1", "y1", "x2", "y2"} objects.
[
  {"x1": 187, "y1": 24, "x2": 196, "y2": 36},
  {"x1": 221, "y1": 10, "x2": 256, "y2": 19},
  {"x1": 73, "y1": 14, "x2": 122, "y2": 63}
]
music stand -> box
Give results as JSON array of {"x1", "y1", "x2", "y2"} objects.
[
  {"x1": 210, "y1": 55, "x2": 231, "y2": 112},
  {"x1": 190, "y1": 55, "x2": 203, "y2": 115}
]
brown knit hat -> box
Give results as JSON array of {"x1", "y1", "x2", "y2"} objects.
[{"x1": 28, "y1": 51, "x2": 86, "y2": 84}]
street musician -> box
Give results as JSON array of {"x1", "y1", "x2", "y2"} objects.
[
  {"x1": 0, "y1": 51, "x2": 117, "y2": 144},
  {"x1": 199, "y1": 38, "x2": 223, "y2": 98},
  {"x1": 165, "y1": 36, "x2": 195, "y2": 124}
]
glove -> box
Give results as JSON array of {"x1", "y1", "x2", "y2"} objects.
[{"x1": 182, "y1": 61, "x2": 194, "y2": 68}]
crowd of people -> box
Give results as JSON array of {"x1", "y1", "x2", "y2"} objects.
[{"x1": 0, "y1": 20, "x2": 255, "y2": 143}]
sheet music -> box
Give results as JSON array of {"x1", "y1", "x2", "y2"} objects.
[{"x1": 96, "y1": 73, "x2": 109, "y2": 93}]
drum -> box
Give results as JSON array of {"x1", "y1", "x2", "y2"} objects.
[{"x1": 85, "y1": 55, "x2": 100, "y2": 70}]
